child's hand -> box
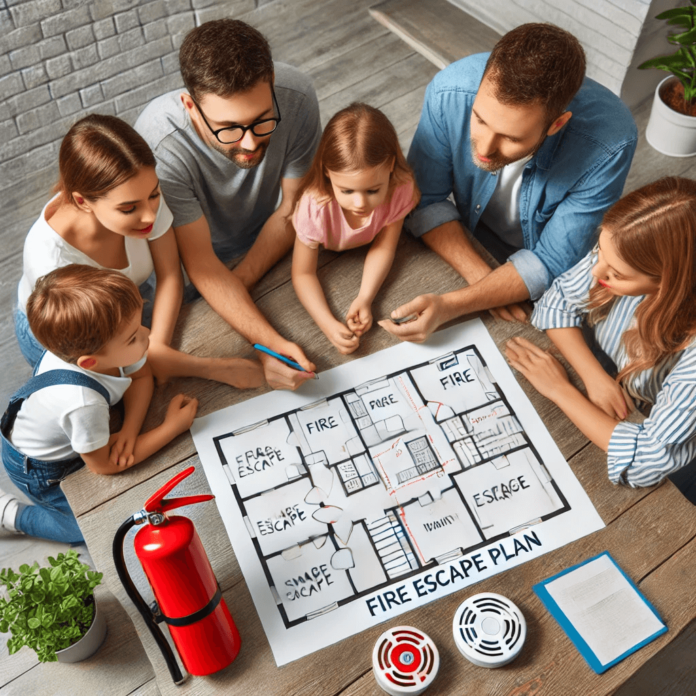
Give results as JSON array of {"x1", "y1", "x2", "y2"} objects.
[
  {"x1": 109, "y1": 428, "x2": 138, "y2": 468},
  {"x1": 164, "y1": 394, "x2": 199, "y2": 435},
  {"x1": 346, "y1": 297, "x2": 373, "y2": 337},
  {"x1": 324, "y1": 321, "x2": 360, "y2": 355}
]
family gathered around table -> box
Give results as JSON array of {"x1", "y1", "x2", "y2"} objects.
[{"x1": 2, "y1": 18, "x2": 696, "y2": 550}]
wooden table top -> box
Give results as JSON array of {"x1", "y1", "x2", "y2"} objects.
[{"x1": 62, "y1": 235, "x2": 696, "y2": 696}]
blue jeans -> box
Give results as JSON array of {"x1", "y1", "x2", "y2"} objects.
[
  {"x1": 2, "y1": 439, "x2": 85, "y2": 543},
  {"x1": 14, "y1": 304, "x2": 44, "y2": 368},
  {"x1": 1, "y1": 366, "x2": 110, "y2": 543}
]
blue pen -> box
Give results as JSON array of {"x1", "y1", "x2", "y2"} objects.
[{"x1": 253, "y1": 344, "x2": 319, "y2": 379}]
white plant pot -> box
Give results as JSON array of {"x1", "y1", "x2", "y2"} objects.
[
  {"x1": 646, "y1": 76, "x2": 696, "y2": 157},
  {"x1": 55, "y1": 595, "x2": 107, "y2": 663}
]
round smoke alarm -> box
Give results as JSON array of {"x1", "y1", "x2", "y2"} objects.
[
  {"x1": 372, "y1": 625, "x2": 440, "y2": 696},
  {"x1": 453, "y1": 592, "x2": 526, "y2": 668}
]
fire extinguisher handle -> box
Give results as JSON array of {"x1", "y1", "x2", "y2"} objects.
[
  {"x1": 112, "y1": 515, "x2": 186, "y2": 685},
  {"x1": 157, "y1": 494, "x2": 215, "y2": 515},
  {"x1": 143, "y1": 465, "x2": 214, "y2": 515},
  {"x1": 144, "y1": 465, "x2": 196, "y2": 512}
]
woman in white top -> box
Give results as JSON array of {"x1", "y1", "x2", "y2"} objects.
[
  {"x1": 15, "y1": 114, "x2": 263, "y2": 389},
  {"x1": 505, "y1": 177, "x2": 696, "y2": 502}
]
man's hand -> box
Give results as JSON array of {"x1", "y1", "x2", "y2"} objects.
[
  {"x1": 257, "y1": 339, "x2": 317, "y2": 390},
  {"x1": 108, "y1": 427, "x2": 138, "y2": 468},
  {"x1": 379, "y1": 294, "x2": 447, "y2": 343},
  {"x1": 489, "y1": 302, "x2": 530, "y2": 323},
  {"x1": 584, "y1": 371, "x2": 634, "y2": 420},
  {"x1": 505, "y1": 337, "x2": 571, "y2": 402},
  {"x1": 346, "y1": 296, "x2": 373, "y2": 337},
  {"x1": 221, "y1": 358, "x2": 266, "y2": 390}
]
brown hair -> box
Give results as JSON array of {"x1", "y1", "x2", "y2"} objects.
[
  {"x1": 179, "y1": 19, "x2": 274, "y2": 102},
  {"x1": 292, "y1": 102, "x2": 419, "y2": 209},
  {"x1": 587, "y1": 177, "x2": 696, "y2": 383},
  {"x1": 484, "y1": 23, "x2": 586, "y2": 123},
  {"x1": 27, "y1": 265, "x2": 143, "y2": 363},
  {"x1": 55, "y1": 114, "x2": 156, "y2": 207}
]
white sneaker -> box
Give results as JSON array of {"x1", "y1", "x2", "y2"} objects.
[{"x1": 0, "y1": 492, "x2": 22, "y2": 534}]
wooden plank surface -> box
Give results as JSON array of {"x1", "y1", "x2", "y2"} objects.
[
  {"x1": 69, "y1": 446, "x2": 696, "y2": 695},
  {"x1": 63, "y1": 233, "x2": 590, "y2": 518},
  {"x1": 337, "y1": 485, "x2": 696, "y2": 696},
  {"x1": 0, "y1": 586, "x2": 154, "y2": 696},
  {"x1": 126, "y1": 680, "x2": 162, "y2": 696},
  {"x1": 9, "y1": 0, "x2": 696, "y2": 693},
  {"x1": 369, "y1": 0, "x2": 501, "y2": 69},
  {"x1": 319, "y1": 53, "x2": 439, "y2": 128},
  {"x1": 623, "y1": 99, "x2": 696, "y2": 195},
  {"x1": 65, "y1": 324, "x2": 672, "y2": 696}
]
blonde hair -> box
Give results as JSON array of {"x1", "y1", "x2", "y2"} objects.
[{"x1": 587, "y1": 177, "x2": 696, "y2": 382}]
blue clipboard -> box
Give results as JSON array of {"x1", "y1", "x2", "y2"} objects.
[{"x1": 533, "y1": 551, "x2": 667, "y2": 674}]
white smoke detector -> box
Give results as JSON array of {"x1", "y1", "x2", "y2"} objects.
[
  {"x1": 453, "y1": 592, "x2": 526, "y2": 668},
  {"x1": 372, "y1": 625, "x2": 440, "y2": 696}
]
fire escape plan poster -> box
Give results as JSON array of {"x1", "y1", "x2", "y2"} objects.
[{"x1": 191, "y1": 320, "x2": 604, "y2": 665}]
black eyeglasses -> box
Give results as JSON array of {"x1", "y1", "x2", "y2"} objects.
[{"x1": 193, "y1": 86, "x2": 281, "y2": 144}]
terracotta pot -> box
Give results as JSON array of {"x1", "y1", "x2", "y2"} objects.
[
  {"x1": 55, "y1": 595, "x2": 107, "y2": 663},
  {"x1": 646, "y1": 76, "x2": 696, "y2": 157}
]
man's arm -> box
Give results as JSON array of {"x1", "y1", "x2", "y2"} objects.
[
  {"x1": 388, "y1": 137, "x2": 637, "y2": 343},
  {"x1": 421, "y1": 221, "x2": 529, "y2": 322},
  {"x1": 379, "y1": 261, "x2": 529, "y2": 342},
  {"x1": 232, "y1": 177, "x2": 301, "y2": 290},
  {"x1": 420, "y1": 220, "x2": 494, "y2": 286},
  {"x1": 174, "y1": 214, "x2": 316, "y2": 389}
]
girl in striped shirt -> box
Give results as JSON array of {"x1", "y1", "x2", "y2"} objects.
[{"x1": 505, "y1": 177, "x2": 696, "y2": 501}]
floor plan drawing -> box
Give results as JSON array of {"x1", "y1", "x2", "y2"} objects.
[{"x1": 191, "y1": 320, "x2": 605, "y2": 665}]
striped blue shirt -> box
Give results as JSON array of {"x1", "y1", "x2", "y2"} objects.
[{"x1": 531, "y1": 250, "x2": 696, "y2": 488}]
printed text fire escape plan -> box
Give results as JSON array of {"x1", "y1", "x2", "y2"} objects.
[{"x1": 191, "y1": 320, "x2": 604, "y2": 665}]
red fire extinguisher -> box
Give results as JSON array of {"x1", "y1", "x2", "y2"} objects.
[{"x1": 113, "y1": 466, "x2": 241, "y2": 684}]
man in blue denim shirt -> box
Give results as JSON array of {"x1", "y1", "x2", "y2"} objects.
[{"x1": 382, "y1": 24, "x2": 637, "y2": 342}]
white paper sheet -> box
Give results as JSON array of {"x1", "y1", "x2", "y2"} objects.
[
  {"x1": 545, "y1": 554, "x2": 666, "y2": 666},
  {"x1": 191, "y1": 320, "x2": 605, "y2": 665}
]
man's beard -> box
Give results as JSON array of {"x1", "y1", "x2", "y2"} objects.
[
  {"x1": 470, "y1": 133, "x2": 545, "y2": 173},
  {"x1": 212, "y1": 140, "x2": 269, "y2": 169}
]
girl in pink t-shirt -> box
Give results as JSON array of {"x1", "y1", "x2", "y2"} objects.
[{"x1": 291, "y1": 103, "x2": 419, "y2": 354}]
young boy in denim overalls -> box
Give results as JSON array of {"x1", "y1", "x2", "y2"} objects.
[{"x1": 0, "y1": 265, "x2": 198, "y2": 542}]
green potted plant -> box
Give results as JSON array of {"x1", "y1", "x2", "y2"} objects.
[
  {"x1": 0, "y1": 550, "x2": 106, "y2": 663},
  {"x1": 639, "y1": 1, "x2": 696, "y2": 156}
]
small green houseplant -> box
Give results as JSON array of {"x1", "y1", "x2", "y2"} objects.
[
  {"x1": 0, "y1": 550, "x2": 103, "y2": 662},
  {"x1": 639, "y1": 1, "x2": 696, "y2": 156},
  {"x1": 639, "y1": 1, "x2": 696, "y2": 115}
]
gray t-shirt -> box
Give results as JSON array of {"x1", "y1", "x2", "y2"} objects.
[{"x1": 134, "y1": 63, "x2": 321, "y2": 262}]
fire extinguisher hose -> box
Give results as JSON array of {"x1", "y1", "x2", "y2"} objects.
[{"x1": 113, "y1": 515, "x2": 185, "y2": 685}]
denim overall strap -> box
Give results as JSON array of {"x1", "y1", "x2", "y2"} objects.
[{"x1": 1, "y1": 370, "x2": 110, "y2": 435}]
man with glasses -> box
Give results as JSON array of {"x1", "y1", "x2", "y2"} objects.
[{"x1": 135, "y1": 19, "x2": 321, "y2": 390}]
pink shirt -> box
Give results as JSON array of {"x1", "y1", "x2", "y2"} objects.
[{"x1": 293, "y1": 181, "x2": 415, "y2": 251}]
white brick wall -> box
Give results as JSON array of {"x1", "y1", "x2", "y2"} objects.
[
  {"x1": 0, "y1": 0, "x2": 258, "y2": 189},
  {"x1": 447, "y1": 0, "x2": 679, "y2": 103}
]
